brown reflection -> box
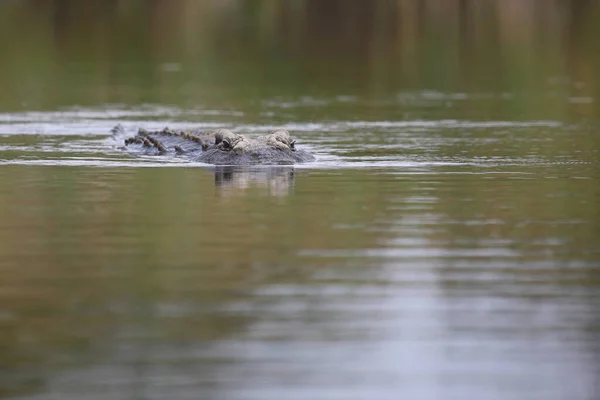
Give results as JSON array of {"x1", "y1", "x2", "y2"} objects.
[
  {"x1": 0, "y1": 165, "x2": 386, "y2": 398},
  {"x1": 0, "y1": 0, "x2": 599, "y2": 397},
  {"x1": 213, "y1": 166, "x2": 295, "y2": 198},
  {"x1": 0, "y1": 1, "x2": 599, "y2": 120}
]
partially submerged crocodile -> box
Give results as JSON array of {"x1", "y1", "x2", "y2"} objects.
[{"x1": 118, "y1": 126, "x2": 315, "y2": 165}]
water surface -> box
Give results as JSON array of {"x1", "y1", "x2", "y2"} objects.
[
  {"x1": 1, "y1": 2, "x2": 599, "y2": 399},
  {"x1": 1, "y1": 98, "x2": 598, "y2": 400}
]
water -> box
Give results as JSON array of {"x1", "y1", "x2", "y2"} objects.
[{"x1": 1, "y1": 2, "x2": 600, "y2": 400}]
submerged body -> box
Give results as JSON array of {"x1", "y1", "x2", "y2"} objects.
[{"x1": 119, "y1": 126, "x2": 315, "y2": 165}]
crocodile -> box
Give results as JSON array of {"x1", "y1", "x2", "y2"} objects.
[{"x1": 118, "y1": 126, "x2": 315, "y2": 165}]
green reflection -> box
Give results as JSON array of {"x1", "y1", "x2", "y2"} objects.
[
  {"x1": 0, "y1": 0, "x2": 599, "y2": 121},
  {"x1": 0, "y1": 2, "x2": 599, "y2": 398}
]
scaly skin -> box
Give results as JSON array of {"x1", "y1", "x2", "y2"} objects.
[{"x1": 119, "y1": 126, "x2": 315, "y2": 165}]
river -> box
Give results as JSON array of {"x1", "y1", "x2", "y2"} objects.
[{"x1": 0, "y1": 2, "x2": 599, "y2": 399}]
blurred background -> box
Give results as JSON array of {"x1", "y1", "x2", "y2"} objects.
[
  {"x1": 0, "y1": 0, "x2": 599, "y2": 120},
  {"x1": 0, "y1": 1, "x2": 599, "y2": 400}
]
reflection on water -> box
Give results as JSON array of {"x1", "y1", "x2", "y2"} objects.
[
  {"x1": 0, "y1": 152, "x2": 598, "y2": 399},
  {"x1": 214, "y1": 167, "x2": 296, "y2": 197},
  {"x1": 0, "y1": 110, "x2": 599, "y2": 400},
  {"x1": 0, "y1": 0, "x2": 599, "y2": 121},
  {"x1": 0, "y1": 1, "x2": 599, "y2": 399}
]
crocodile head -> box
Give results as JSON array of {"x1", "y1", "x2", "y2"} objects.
[{"x1": 197, "y1": 129, "x2": 314, "y2": 165}]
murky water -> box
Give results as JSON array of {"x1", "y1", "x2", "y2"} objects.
[
  {"x1": 1, "y1": 98, "x2": 598, "y2": 400},
  {"x1": 1, "y1": 2, "x2": 600, "y2": 399}
]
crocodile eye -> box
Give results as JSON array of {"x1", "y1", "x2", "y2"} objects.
[{"x1": 221, "y1": 139, "x2": 232, "y2": 151}]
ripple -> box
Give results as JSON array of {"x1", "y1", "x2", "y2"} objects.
[
  {"x1": 0, "y1": 104, "x2": 243, "y2": 122},
  {"x1": 0, "y1": 106, "x2": 586, "y2": 169}
]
